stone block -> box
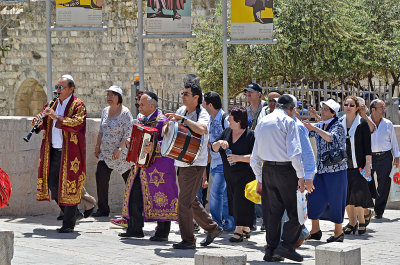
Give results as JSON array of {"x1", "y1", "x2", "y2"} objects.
[
  {"x1": 315, "y1": 243, "x2": 361, "y2": 265},
  {"x1": 0, "y1": 231, "x2": 14, "y2": 265},
  {"x1": 195, "y1": 249, "x2": 246, "y2": 265}
]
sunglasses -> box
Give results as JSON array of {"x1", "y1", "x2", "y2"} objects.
[
  {"x1": 181, "y1": 91, "x2": 193, "y2": 96},
  {"x1": 344, "y1": 104, "x2": 355, "y2": 107},
  {"x1": 54, "y1": 85, "x2": 65, "y2": 90}
]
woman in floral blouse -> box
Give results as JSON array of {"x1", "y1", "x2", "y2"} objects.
[
  {"x1": 303, "y1": 99, "x2": 348, "y2": 243},
  {"x1": 92, "y1": 86, "x2": 133, "y2": 217}
]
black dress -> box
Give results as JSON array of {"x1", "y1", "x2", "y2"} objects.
[
  {"x1": 345, "y1": 118, "x2": 374, "y2": 208},
  {"x1": 216, "y1": 128, "x2": 255, "y2": 227}
]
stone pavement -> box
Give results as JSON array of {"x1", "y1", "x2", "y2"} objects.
[{"x1": 1, "y1": 209, "x2": 400, "y2": 265}]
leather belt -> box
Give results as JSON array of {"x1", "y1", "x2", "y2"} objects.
[
  {"x1": 263, "y1": 161, "x2": 292, "y2": 166},
  {"x1": 372, "y1": 151, "x2": 390, "y2": 156}
]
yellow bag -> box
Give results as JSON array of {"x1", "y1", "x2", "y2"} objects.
[{"x1": 245, "y1": 180, "x2": 261, "y2": 204}]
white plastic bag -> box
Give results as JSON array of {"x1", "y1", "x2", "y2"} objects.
[
  {"x1": 389, "y1": 166, "x2": 400, "y2": 202},
  {"x1": 297, "y1": 190, "x2": 308, "y2": 225}
]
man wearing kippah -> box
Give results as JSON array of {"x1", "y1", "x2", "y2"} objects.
[{"x1": 33, "y1": 74, "x2": 87, "y2": 233}]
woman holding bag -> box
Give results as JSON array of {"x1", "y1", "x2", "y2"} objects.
[
  {"x1": 341, "y1": 96, "x2": 374, "y2": 235},
  {"x1": 303, "y1": 99, "x2": 348, "y2": 243},
  {"x1": 212, "y1": 106, "x2": 255, "y2": 243}
]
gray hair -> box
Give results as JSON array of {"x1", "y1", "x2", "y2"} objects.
[
  {"x1": 183, "y1": 74, "x2": 200, "y2": 87},
  {"x1": 144, "y1": 94, "x2": 158, "y2": 108},
  {"x1": 370, "y1": 99, "x2": 383, "y2": 112}
]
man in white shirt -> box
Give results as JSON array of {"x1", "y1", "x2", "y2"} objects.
[
  {"x1": 370, "y1": 99, "x2": 400, "y2": 219},
  {"x1": 250, "y1": 94, "x2": 306, "y2": 262},
  {"x1": 165, "y1": 74, "x2": 222, "y2": 249}
]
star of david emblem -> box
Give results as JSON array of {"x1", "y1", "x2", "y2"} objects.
[{"x1": 148, "y1": 168, "x2": 165, "y2": 187}]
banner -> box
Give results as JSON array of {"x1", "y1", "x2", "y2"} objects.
[
  {"x1": 56, "y1": 0, "x2": 102, "y2": 25},
  {"x1": 146, "y1": 0, "x2": 191, "y2": 34},
  {"x1": 231, "y1": 0, "x2": 273, "y2": 39}
]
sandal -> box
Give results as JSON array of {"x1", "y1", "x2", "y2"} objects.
[
  {"x1": 364, "y1": 209, "x2": 374, "y2": 227},
  {"x1": 149, "y1": 11, "x2": 162, "y2": 18},
  {"x1": 243, "y1": 230, "x2": 251, "y2": 239},
  {"x1": 358, "y1": 223, "x2": 367, "y2": 235},
  {"x1": 343, "y1": 223, "x2": 358, "y2": 235},
  {"x1": 229, "y1": 232, "x2": 243, "y2": 242}
]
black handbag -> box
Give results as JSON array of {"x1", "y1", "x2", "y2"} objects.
[{"x1": 319, "y1": 118, "x2": 347, "y2": 166}]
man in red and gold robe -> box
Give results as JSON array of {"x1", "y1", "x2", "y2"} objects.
[{"x1": 34, "y1": 74, "x2": 86, "y2": 233}]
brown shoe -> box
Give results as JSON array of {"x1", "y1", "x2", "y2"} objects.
[{"x1": 296, "y1": 239, "x2": 304, "y2": 248}]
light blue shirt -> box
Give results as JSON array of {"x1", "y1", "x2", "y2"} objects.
[
  {"x1": 295, "y1": 117, "x2": 317, "y2": 180},
  {"x1": 209, "y1": 109, "x2": 229, "y2": 169}
]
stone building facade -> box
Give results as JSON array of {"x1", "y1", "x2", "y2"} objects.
[{"x1": 0, "y1": 0, "x2": 217, "y2": 117}]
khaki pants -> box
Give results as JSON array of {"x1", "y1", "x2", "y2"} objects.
[
  {"x1": 177, "y1": 166, "x2": 218, "y2": 243},
  {"x1": 59, "y1": 187, "x2": 96, "y2": 217}
]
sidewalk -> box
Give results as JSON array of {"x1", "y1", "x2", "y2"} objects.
[{"x1": 1, "y1": 209, "x2": 400, "y2": 264}]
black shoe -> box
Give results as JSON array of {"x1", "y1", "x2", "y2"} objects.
[
  {"x1": 260, "y1": 222, "x2": 266, "y2": 231},
  {"x1": 243, "y1": 230, "x2": 251, "y2": 239},
  {"x1": 274, "y1": 245, "x2": 303, "y2": 262},
  {"x1": 118, "y1": 231, "x2": 144, "y2": 238},
  {"x1": 358, "y1": 223, "x2": 367, "y2": 235},
  {"x1": 200, "y1": 226, "x2": 223, "y2": 246},
  {"x1": 375, "y1": 214, "x2": 383, "y2": 219},
  {"x1": 229, "y1": 232, "x2": 243, "y2": 243},
  {"x1": 173, "y1": 240, "x2": 196, "y2": 249},
  {"x1": 364, "y1": 209, "x2": 373, "y2": 227},
  {"x1": 92, "y1": 211, "x2": 109, "y2": 217},
  {"x1": 149, "y1": 235, "x2": 168, "y2": 242},
  {"x1": 263, "y1": 248, "x2": 285, "y2": 262},
  {"x1": 84, "y1": 207, "x2": 95, "y2": 218},
  {"x1": 57, "y1": 215, "x2": 64, "y2": 221},
  {"x1": 307, "y1": 230, "x2": 322, "y2": 240},
  {"x1": 326, "y1": 233, "x2": 344, "y2": 243},
  {"x1": 56, "y1": 227, "x2": 74, "y2": 233},
  {"x1": 343, "y1": 222, "x2": 358, "y2": 235}
]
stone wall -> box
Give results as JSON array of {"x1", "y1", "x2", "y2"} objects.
[
  {"x1": 0, "y1": 0, "x2": 217, "y2": 118},
  {"x1": 0, "y1": 116, "x2": 125, "y2": 216}
]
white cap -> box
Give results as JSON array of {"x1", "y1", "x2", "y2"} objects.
[
  {"x1": 61, "y1": 74, "x2": 74, "y2": 82},
  {"x1": 320, "y1": 99, "x2": 340, "y2": 115},
  {"x1": 105, "y1": 85, "x2": 123, "y2": 96},
  {"x1": 288, "y1": 94, "x2": 297, "y2": 108}
]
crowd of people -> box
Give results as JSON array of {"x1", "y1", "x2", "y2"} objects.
[{"x1": 32, "y1": 74, "x2": 400, "y2": 262}]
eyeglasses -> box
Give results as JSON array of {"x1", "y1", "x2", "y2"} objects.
[
  {"x1": 105, "y1": 94, "x2": 115, "y2": 98},
  {"x1": 181, "y1": 91, "x2": 193, "y2": 97},
  {"x1": 344, "y1": 104, "x2": 355, "y2": 107},
  {"x1": 321, "y1": 107, "x2": 331, "y2": 112},
  {"x1": 54, "y1": 85, "x2": 65, "y2": 90}
]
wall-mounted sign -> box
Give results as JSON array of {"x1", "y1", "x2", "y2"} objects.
[{"x1": 56, "y1": 0, "x2": 102, "y2": 25}]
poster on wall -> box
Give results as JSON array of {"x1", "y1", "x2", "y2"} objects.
[
  {"x1": 56, "y1": 0, "x2": 103, "y2": 25},
  {"x1": 146, "y1": 0, "x2": 191, "y2": 34},
  {"x1": 231, "y1": 0, "x2": 273, "y2": 39}
]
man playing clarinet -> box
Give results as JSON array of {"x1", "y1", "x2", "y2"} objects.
[
  {"x1": 119, "y1": 91, "x2": 178, "y2": 241},
  {"x1": 33, "y1": 74, "x2": 86, "y2": 233}
]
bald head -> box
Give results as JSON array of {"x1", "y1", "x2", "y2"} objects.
[{"x1": 267, "y1": 92, "x2": 281, "y2": 112}]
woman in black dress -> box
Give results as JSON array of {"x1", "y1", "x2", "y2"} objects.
[
  {"x1": 341, "y1": 96, "x2": 374, "y2": 235},
  {"x1": 212, "y1": 106, "x2": 255, "y2": 242}
]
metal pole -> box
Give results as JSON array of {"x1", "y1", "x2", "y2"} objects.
[
  {"x1": 222, "y1": 0, "x2": 228, "y2": 112},
  {"x1": 131, "y1": 82, "x2": 138, "y2": 118},
  {"x1": 46, "y1": 0, "x2": 52, "y2": 101},
  {"x1": 138, "y1": 0, "x2": 145, "y2": 91}
]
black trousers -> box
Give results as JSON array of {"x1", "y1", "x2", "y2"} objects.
[
  {"x1": 95, "y1": 160, "x2": 130, "y2": 214},
  {"x1": 48, "y1": 148, "x2": 78, "y2": 229},
  {"x1": 262, "y1": 163, "x2": 301, "y2": 251},
  {"x1": 372, "y1": 151, "x2": 393, "y2": 216},
  {"x1": 127, "y1": 170, "x2": 170, "y2": 237}
]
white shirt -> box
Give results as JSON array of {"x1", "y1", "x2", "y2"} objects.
[
  {"x1": 174, "y1": 105, "x2": 210, "y2": 167},
  {"x1": 52, "y1": 94, "x2": 72, "y2": 148},
  {"x1": 250, "y1": 108, "x2": 305, "y2": 182},
  {"x1": 370, "y1": 117, "x2": 400, "y2": 157}
]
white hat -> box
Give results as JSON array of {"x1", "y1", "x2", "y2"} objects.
[
  {"x1": 320, "y1": 99, "x2": 340, "y2": 115},
  {"x1": 105, "y1": 85, "x2": 123, "y2": 96},
  {"x1": 62, "y1": 74, "x2": 74, "y2": 82}
]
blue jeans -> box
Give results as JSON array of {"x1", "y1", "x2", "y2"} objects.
[{"x1": 209, "y1": 164, "x2": 235, "y2": 231}]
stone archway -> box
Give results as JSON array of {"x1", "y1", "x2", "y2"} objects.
[{"x1": 14, "y1": 78, "x2": 47, "y2": 116}]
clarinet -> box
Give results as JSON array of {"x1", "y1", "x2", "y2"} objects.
[{"x1": 23, "y1": 93, "x2": 59, "y2": 142}]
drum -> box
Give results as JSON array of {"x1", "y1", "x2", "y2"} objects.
[{"x1": 161, "y1": 121, "x2": 204, "y2": 164}]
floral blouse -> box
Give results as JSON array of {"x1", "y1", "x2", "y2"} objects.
[
  {"x1": 99, "y1": 106, "x2": 133, "y2": 175},
  {"x1": 309, "y1": 118, "x2": 347, "y2": 174}
]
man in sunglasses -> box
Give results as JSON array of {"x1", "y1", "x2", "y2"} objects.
[
  {"x1": 164, "y1": 74, "x2": 222, "y2": 249},
  {"x1": 369, "y1": 99, "x2": 400, "y2": 219},
  {"x1": 33, "y1": 74, "x2": 87, "y2": 233}
]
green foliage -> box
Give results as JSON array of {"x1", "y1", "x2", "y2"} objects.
[{"x1": 185, "y1": 0, "x2": 400, "y2": 95}]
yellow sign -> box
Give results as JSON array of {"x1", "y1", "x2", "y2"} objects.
[{"x1": 231, "y1": 0, "x2": 273, "y2": 23}]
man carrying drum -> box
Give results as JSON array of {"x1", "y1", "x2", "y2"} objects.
[
  {"x1": 164, "y1": 74, "x2": 222, "y2": 249},
  {"x1": 119, "y1": 91, "x2": 178, "y2": 241}
]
